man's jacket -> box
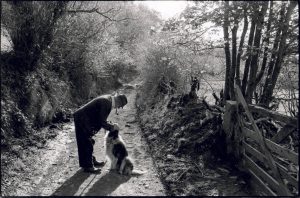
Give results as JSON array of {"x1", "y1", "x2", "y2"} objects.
[{"x1": 73, "y1": 95, "x2": 114, "y2": 135}]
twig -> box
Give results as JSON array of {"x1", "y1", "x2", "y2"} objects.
[
  {"x1": 202, "y1": 98, "x2": 213, "y2": 111},
  {"x1": 212, "y1": 92, "x2": 220, "y2": 103},
  {"x1": 201, "y1": 77, "x2": 216, "y2": 93},
  {"x1": 176, "y1": 167, "x2": 191, "y2": 182},
  {"x1": 254, "y1": 117, "x2": 269, "y2": 124},
  {"x1": 154, "y1": 137, "x2": 174, "y2": 155},
  {"x1": 192, "y1": 161, "x2": 204, "y2": 176},
  {"x1": 269, "y1": 120, "x2": 282, "y2": 129},
  {"x1": 202, "y1": 98, "x2": 223, "y2": 113},
  {"x1": 288, "y1": 135, "x2": 295, "y2": 151},
  {"x1": 212, "y1": 105, "x2": 225, "y2": 113}
]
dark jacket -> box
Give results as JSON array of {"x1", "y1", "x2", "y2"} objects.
[{"x1": 73, "y1": 95, "x2": 114, "y2": 136}]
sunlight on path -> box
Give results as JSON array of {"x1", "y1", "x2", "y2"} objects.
[
  {"x1": 74, "y1": 174, "x2": 98, "y2": 196},
  {"x1": 86, "y1": 87, "x2": 165, "y2": 196},
  {"x1": 40, "y1": 86, "x2": 166, "y2": 196}
]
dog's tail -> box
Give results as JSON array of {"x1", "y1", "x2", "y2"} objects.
[{"x1": 131, "y1": 169, "x2": 147, "y2": 176}]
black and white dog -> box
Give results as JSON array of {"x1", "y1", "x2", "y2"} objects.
[{"x1": 105, "y1": 128, "x2": 134, "y2": 175}]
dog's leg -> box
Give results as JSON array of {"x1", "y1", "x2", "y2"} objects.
[
  {"x1": 111, "y1": 158, "x2": 117, "y2": 170},
  {"x1": 110, "y1": 159, "x2": 114, "y2": 170},
  {"x1": 119, "y1": 159, "x2": 125, "y2": 174}
]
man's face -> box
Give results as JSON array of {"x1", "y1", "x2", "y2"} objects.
[
  {"x1": 115, "y1": 95, "x2": 127, "y2": 109},
  {"x1": 116, "y1": 100, "x2": 123, "y2": 109}
]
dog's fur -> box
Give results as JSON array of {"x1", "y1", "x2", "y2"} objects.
[{"x1": 105, "y1": 129, "x2": 133, "y2": 175}]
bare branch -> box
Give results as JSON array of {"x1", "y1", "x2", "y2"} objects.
[
  {"x1": 65, "y1": 8, "x2": 136, "y2": 22},
  {"x1": 101, "y1": 8, "x2": 115, "y2": 15},
  {"x1": 175, "y1": 26, "x2": 214, "y2": 46}
]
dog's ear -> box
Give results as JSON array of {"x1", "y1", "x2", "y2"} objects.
[{"x1": 113, "y1": 130, "x2": 119, "y2": 139}]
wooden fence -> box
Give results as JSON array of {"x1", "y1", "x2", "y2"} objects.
[{"x1": 223, "y1": 85, "x2": 298, "y2": 196}]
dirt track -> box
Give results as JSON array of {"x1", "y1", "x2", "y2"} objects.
[{"x1": 19, "y1": 86, "x2": 165, "y2": 196}]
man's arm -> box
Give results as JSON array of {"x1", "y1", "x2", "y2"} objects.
[{"x1": 96, "y1": 96, "x2": 119, "y2": 133}]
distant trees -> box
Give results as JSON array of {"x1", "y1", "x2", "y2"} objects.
[
  {"x1": 178, "y1": 1, "x2": 298, "y2": 110},
  {"x1": 220, "y1": 1, "x2": 298, "y2": 108},
  {"x1": 56, "y1": 1, "x2": 161, "y2": 101}
]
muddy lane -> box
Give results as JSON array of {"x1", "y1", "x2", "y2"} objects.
[{"x1": 30, "y1": 87, "x2": 165, "y2": 196}]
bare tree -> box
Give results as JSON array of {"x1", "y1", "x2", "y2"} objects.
[
  {"x1": 222, "y1": 1, "x2": 232, "y2": 103},
  {"x1": 235, "y1": 4, "x2": 248, "y2": 88},
  {"x1": 245, "y1": 1, "x2": 268, "y2": 103},
  {"x1": 260, "y1": 1, "x2": 297, "y2": 106},
  {"x1": 241, "y1": 4, "x2": 258, "y2": 95},
  {"x1": 254, "y1": 1, "x2": 274, "y2": 87}
]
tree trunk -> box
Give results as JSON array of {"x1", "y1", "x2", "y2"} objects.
[
  {"x1": 255, "y1": 1, "x2": 273, "y2": 87},
  {"x1": 241, "y1": 5, "x2": 257, "y2": 95},
  {"x1": 230, "y1": 7, "x2": 239, "y2": 99},
  {"x1": 245, "y1": 2, "x2": 268, "y2": 103},
  {"x1": 259, "y1": 2, "x2": 286, "y2": 106},
  {"x1": 236, "y1": 5, "x2": 248, "y2": 88},
  {"x1": 260, "y1": 1, "x2": 297, "y2": 106},
  {"x1": 222, "y1": 1, "x2": 231, "y2": 104}
]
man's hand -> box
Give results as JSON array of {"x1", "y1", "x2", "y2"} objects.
[{"x1": 91, "y1": 130, "x2": 98, "y2": 136}]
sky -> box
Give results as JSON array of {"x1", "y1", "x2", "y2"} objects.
[
  {"x1": 135, "y1": 1, "x2": 189, "y2": 19},
  {"x1": 134, "y1": 1, "x2": 223, "y2": 40}
]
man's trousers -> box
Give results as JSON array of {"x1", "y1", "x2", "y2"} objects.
[{"x1": 74, "y1": 117, "x2": 95, "y2": 168}]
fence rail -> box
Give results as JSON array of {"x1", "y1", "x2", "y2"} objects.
[{"x1": 223, "y1": 85, "x2": 298, "y2": 196}]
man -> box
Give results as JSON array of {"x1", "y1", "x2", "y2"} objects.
[{"x1": 73, "y1": 94, "x2": 128, "y2": 173}]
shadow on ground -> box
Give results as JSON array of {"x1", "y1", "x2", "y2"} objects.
[
  {"x1": 52, "y1": 169, "x2": 130, "y2": 196},
  {"x1": 85, "y1": 171, "x2": 130, "y2": 196},
  {"x1": 52, "y1": 170, "x2": 90, "y2": 196}
]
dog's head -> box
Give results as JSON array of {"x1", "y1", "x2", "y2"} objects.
[{"x1": 107, "y1": 129, "x2": 119, "y2": 139}]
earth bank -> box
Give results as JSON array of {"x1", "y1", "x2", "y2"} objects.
[{"x1": 136, "y1": 91, "x2": 255, "y2": 196}]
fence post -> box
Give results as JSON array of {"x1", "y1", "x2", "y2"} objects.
[{"x1": 223, "y1": 100, "x2": 237, "y2": 155}]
